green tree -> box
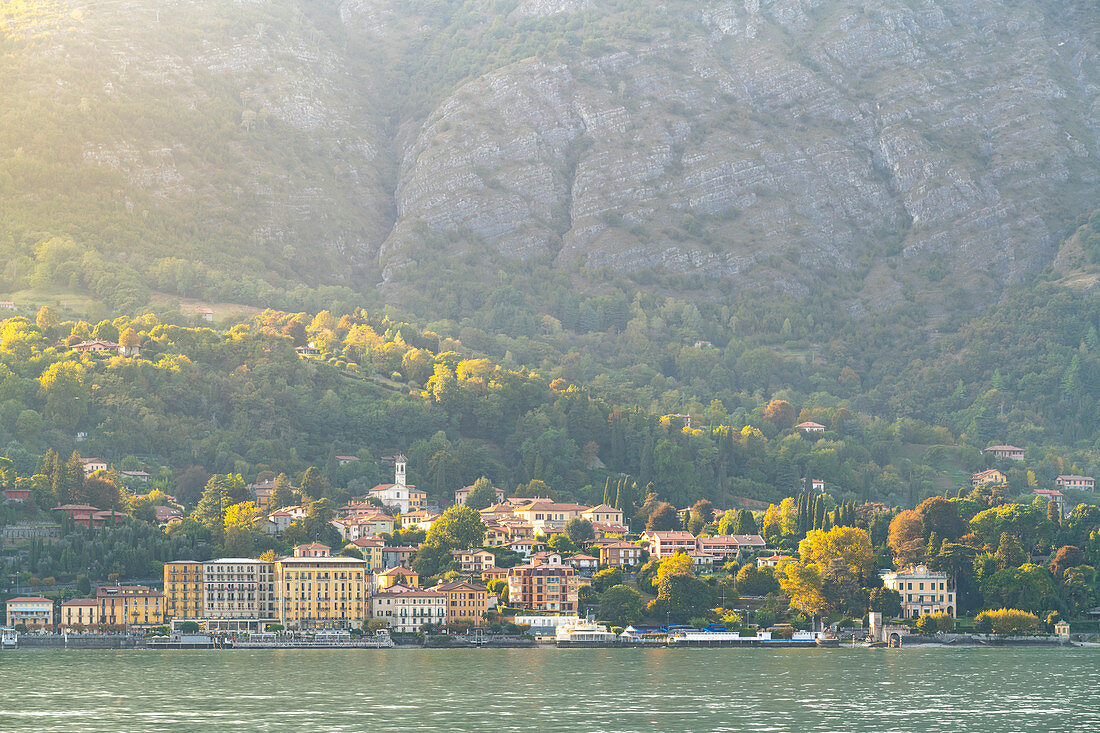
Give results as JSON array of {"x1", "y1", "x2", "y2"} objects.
[
  {"x1": 465, "y1": 477, "x2": 497, "y2": 511},
  {"x1": 415, "y1": 505, "x2": 486, "y2": 575},
  {"x1": 35, "y1": 306, "x2": 59, "y2": 337},
  {"x1": 38, "y1": 361, "x2": 89, "y2": 428},
  {"x1": 299, "y1": 466, "x2": 324, "y2": 502},
  {"x1": 597, "y1": 585, "x2": 644, "y2": 627},
  {"x1": 735, "y1": 564, "x2": 780, "y2": 596},
  {"x1": 192, "y1": 474, "x2": 249, "y2": 542},
  {"x1": 564, "y1": 517, "x2": 595, "y2": 545},
  {"x1": 548, "y1": 533, "x2": 579, "y2": 555},
  {"x1": 777, "y1": 560, "x2": 828, "y2": 617},
  {"x1": 591, "y1": 567, "x2": 623, "y2": 593},
  {"x1": 994, "y1": 532, "x2": 1026, "y2": 571},
  {"x1": 646, "y1": 502, "x2": 680, "y2": 531},
  {"x1": 867, "y1": 586, "x2": 903, "y2": 618},
  {"x1": 270, "y1": 473, "x2": 295, "y2": 510},
  {"x1": 732, "y1": 508, "x2": 759, "y2": 535}
]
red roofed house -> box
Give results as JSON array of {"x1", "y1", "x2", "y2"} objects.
[
  {"x1": 581, "y1": 505, "x2": 625, "y2": 525},
  {"x1": 3, "y1": 485, "x2": 31, "y2": 503},
  {"x1": 454, "y1": 483, "x2": 505, "y2": 506},
  {"x1": 366, "y1": 456, "x2": 426, "y2": 513},
  {"x1": 1055, "y1": 475, "x2": 1094, "y2": 492},
  {"x1": 507, "y1": 562, "x2": 580, "y2": 613},
  {"x1": 376, "y1": 567, "x2": 420, "y2": 591},
  {"x1": 1034, "y1": 489, "x2": 1068, "y2": 517},
  {"x1": 590, "y1": 521, "x2": 630, "y2": 539},
  {"x1": 564, "y1": 554, "x2": 598, "y2": 572},
  {"x1": 80, "y1": 458, "x2": 108, "y2": 475},
  {"x1": 6, "y1": 596, "x2": 54, "y2": 630},
  {"x1": 54, "y1": 504, "x2": 101, "y2": 526},
  {"x1": 796, "y1": 421, "x2": 826, "y2": 434},
  {"x1": 756, "y1": 554, "x2": 788, "y2": 568},
  {"x1": 452, "y1": 548, "x2": 496, "y2": 574},
  {"x1": 293, "y1": 542, "x2": 331, "y2": 558},
  {"x1": 371, "y1": 585, "x2": 446, "y2": 632},
  {"x1": 984, "y1": 445, "x2": 1025, "y2": 461},
  {"x1": 597, "y1": 540, "x2": 643, "y2": 568},
  {"x1": 642, "y1": 530, "x2": 697, "y2": 559},
  {"x1": 70, "y1": 340, "x2": 118, "y2": 354},
  {"x1": 695, "y1": 534, "x2": 767, "y2": 561},
  {"x1": 972, "y1": 469, "x2": 1008, "y2": 487}
]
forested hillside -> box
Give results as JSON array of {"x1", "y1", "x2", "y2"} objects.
[
  {"x1": 1, "y1": 298, "x2": 1097, "y2": 514},
  {"x1": 0, "y1": 1, "x2": 1098, "y2": 509}
]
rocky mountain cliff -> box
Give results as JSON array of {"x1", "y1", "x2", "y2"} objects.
[{"x1": 1, "y1": 0, "x2": 1097, "y2": 309}]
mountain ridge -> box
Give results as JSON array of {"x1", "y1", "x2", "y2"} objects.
[{"x1": 0, "y1": 0, "x2": 1097, "y2": 312}]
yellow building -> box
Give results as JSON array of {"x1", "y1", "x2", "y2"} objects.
[
  {"x1": 60, "y1": 599, "x2": 100, "y2": 631},
  {"x1": 5, "y1": 596, "x2": 54, "y2": 630},
  {"x1": 274, "y1": 544, "x2": 369, "y2": 630},
  {"x1": 881, "y1": 565, "x2": 957, "y2": 619},
  {"x1": 96, "y1": 585, "x2": 165, "y2": 630},
  {"x1": 163, "y1": 560, "x2": 204, "y2": 620},
  {"x1": 347, "y1": 537, "x2": 384, "y2": 573},
  {"x1": 376, "y1": 566, "x2": 419, "y2": 591},
  {"x1": 432, "y1": 580, "x2": 491, "y2": 627}
]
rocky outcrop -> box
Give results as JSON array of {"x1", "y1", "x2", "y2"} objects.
[
  {"x1": 374, "y1": 1, "x2": 1099, "y2": 301},
  {"x1": 3, "y1": 0, "x2": 1097, "y2": 304}
]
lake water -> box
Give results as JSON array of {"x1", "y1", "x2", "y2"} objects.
[{"x1": 1, "y1": 647, "x2": 1097, "y2": 732}]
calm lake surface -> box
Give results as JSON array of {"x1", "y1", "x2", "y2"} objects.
[{"x1": 1, "y1": 647, "x2": 1098, "y2": 732}]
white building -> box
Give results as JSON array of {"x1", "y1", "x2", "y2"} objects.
[
  {"x1": 202, "y1": 559, "x2": 277, "y2": 622},
  {"x1": 367, "y1": 456, "x2": 426, "y2": 514},
  {"x1": 881, "y1": 565, "x2": 956, "y2": 619},
  {"x1": 371, "y1": 586, "x2": 447, "y2": 632}
]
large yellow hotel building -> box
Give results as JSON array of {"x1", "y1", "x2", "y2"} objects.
[
  {"x1": 163, "y1": 560, "x2": 204, "y2": 620},
  {"x1": 163, "y1": 544, "x2": 370, "y2": 631},
  {"x1": 275, "y1": 543, "x2": 369, "y2": 630}
]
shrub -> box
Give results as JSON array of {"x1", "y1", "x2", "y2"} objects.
[{"x1": 974, "y1": 608, "x2": 1039, "y2": 635}]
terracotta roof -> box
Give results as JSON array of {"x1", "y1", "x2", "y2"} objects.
[
  {"x1": 984, "y1": 445, "x2": 1024, "y2": 451},
  {"x1": 1034, "y1": 489, "x2": 1065, "y2": 497},
  {"x1": 61, "y1": 598, "x2": 97, "y2": 606},
  {"x1": 433, "y1": 580, "x2": 489, "y2": 592},
  {"x1": 645, "y1": 530, "x2": 696, "y2": 540},
  {"x1": 378, "y1": 567, "x2": 418, "y2": 576},
  {"x1": 375, "y1": 589, "x2": 444, "y2": 599},
  {"x1": 6, "y1": 596, "x2": 52, "y2": 603}
]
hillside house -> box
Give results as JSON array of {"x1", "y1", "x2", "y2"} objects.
[
  {"x1": 1056, "y1": 475, "x2": 1094, "y2": 492},
  {"x1": 971, "y1": 469, "x2": 1008, "y2": 487},
  {"x1": 984, "y1": 445, "x2": 1025, "y2": 461}
]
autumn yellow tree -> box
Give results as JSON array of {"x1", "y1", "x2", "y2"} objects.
[
  {"x1": 799, "y1": 526, "x2": 874, "y2": 581},
  {"x1": 888, "y1": 509, "x2": 927, "y2": 567},
  {"x1": 224, "y1": 501, "x2": 258, "y2": 534},
  {"x1": 763, "y1": 400, "x2": 797, "y2": 429},
  {"x1": 776, "y1": 559, "x2": 828, "y2": 617},
  {"x1": 38, "y1": 361, "x2": 89, "y2": 427}
]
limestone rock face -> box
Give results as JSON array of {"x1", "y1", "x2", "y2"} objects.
[
  {"x1": 373, "y1": 1, "x2": 1098, "y2": 300},
  {"x1": 4, "y1": 0, "x2": 1097, "y2": 302}
]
